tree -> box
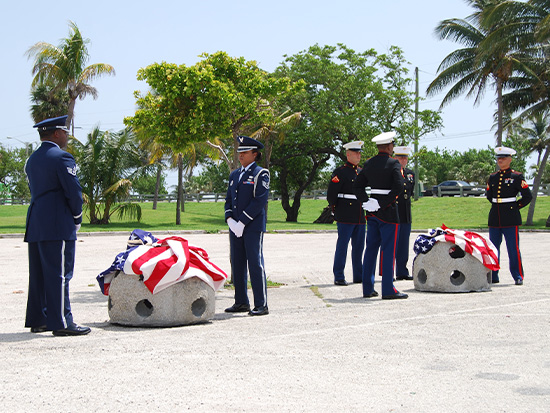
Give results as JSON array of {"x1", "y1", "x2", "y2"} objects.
[
  {"x1": 72, "y1": 127, "x2": 144, "y2": 224},
  {"x1": 126, "y1": 52, "x2": 301, "y2": 169},
  {"x1": 26, "y1": 21, "x2": 115, "y2": 132},
  {"x1": 0, "y1": 146, "x2": 30, "y2": 200},
  {"x1": 272, "y1": 44, "x2": 442, "y2": 221},
  {"x1": 485, "y1": 0, "x2": 550, "y2": 224},
  {"x1": 29, "y1": 83, "x2": 69, "y2": 123},
  {"x1": 426, "y1": 0, "x2": 528, "y2": 146}
]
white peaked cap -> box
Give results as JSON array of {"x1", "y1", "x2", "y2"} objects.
[
  {"x1": 343, "y1": 141, "x2": 364, "y2": 151},
  {"x1": 372, "y1": 131, "x2": 396, "y2": 145}
]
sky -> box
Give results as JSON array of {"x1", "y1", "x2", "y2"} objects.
[{"x1": 0, "y1": 0, "x2": 508, "y2": 185}]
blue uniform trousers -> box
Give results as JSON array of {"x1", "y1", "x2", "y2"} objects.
[
  {"x1": 333, "y1": 223, "x2": 366, "y2": 283},
  {"x1": 229, "y1": 230, "x2": 267, "y2": 309},
  {"x1": 25, "y1": 240, "x2": 75, "y2": 330},
  {"x1": 362, "y1": 217, "x2": 399, "y2": 296},
  {"x1": 489, "y1": 226, "x2": 524, "y2": 283},
  {"x1": 395, "y1": 223, "x2": 411, "y2": 277}
]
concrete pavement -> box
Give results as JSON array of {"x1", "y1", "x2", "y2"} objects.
[{"x1": 0, "y1": 230, "x2": 549, "y2": 412}]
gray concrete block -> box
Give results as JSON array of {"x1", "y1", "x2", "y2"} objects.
[
  {"x1": 413, "y1": 241, "x2": 491, "y2": 293},
  {"x1": 108, "y1": 272, "x2": 215, "y2": 326}
]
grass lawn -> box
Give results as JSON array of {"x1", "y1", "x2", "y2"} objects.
[{"x1": 1, "y1": 196, "x2": 548, "y2": 234}]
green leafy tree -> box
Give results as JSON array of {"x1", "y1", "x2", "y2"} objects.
[
  {"x1": 0, "y1": 146, "x2": 30, "y2": 201},
  {"x1": 126, "y1": 52, "x2": 301, "y2": 170},
  {"x1": 272, "y1": 44, "x2": 441, "y2": 221},
  {"x1": 72, "y1": 127, "x2": 144, "y2": 224},
  {"x1": 26, "y1": 21, "x2": 115, "y2": 132},
  {"x1": 131, "y1": 173, "x2": 167, "y2": 195},
  {"x1": 186, "y1": 161, "x2": 229, "y2": 193}
]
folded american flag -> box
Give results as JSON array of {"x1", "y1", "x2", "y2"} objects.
[
  {"x1": 414, "y1": 224, "x2": 500, "y2": 271},
  {"x1": 97, "y1": 231, "x2": 227, "y2": 295}
]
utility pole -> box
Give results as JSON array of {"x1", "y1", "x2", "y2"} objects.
[{"x1": 414, "y1": 67, "x2": 420, "y2": 201}]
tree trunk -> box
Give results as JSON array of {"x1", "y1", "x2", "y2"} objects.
[
  {"x1": 525, "y1": 143, "x2": 550, "y2": 225},
  {"x1": 153, "y1": 163, "x2": 161, "y2": 210},
  {"x1": 278, "y1": 154, "x2": 329, "y2": 222},
  {"x1": 66, "y1": 97, "x2": 77, "y2": 135},
  {"x1": 176, "y1": 154, "x2": 182, "y2": 225},
  {"x1": 496, "y1": 78, "x2": 503, "y2": 147}
]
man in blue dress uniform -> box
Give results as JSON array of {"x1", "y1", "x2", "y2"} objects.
[
  {"x1": 486, "y1": 146, "x2": 532, "y2": 285},
  {"x1": 224, "y1": 136, "x2": 270, "y2": 316},
  {"x1": 353, "y1": 131, "x2": 407, "y2": 300},
  {"x1": 393, "y1": 146, "x2": 415, "y2": 281},
  {"x1": 24, "y1": 115, "x2": 90, "y2": 336},
  {"x1": 327, "y1": 141, "x2": 366, "y2": 286}
]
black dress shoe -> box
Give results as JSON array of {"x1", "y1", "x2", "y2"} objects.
[
  {"x1": 225, "y1": 303, "x2": 251, "y2": 313},
  {"x1": 334, "y1": 280, "x2": 348, "y2": 286},
  {"x1": 492, "y1": 279, "x2": 500, "y2": 284},
  {"x1": 52, "y1": 324, "x2": 91, "y2": 336},
  {"x1": 395, "y1": 275, "x2": 414, "y2": 281},
  {"x1": 30, "y1": 325, "x2": 48, "y2": 333},
  {"x1": 515, "y1": 278, "x2": 523, "y2": 285},
  {"x1": 382, "y1": 292, "x2": 408, "y2": 300},
  {"x1": 249, "y1": 306, "x2": 269, "y2": 316},
  {"x1": 363, "y1": 291, "x2": 379, "y2": 298},
  {"x1": 353, "y1": 280, "x2": 362, "y2": 284}
]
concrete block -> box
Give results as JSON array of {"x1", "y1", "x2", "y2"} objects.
[
  {"x1": 108, "y1": 272, "x2": 215, "y2": 326},
  {"x1": 413, "y1": 241, "x2": 491, "y2": 293}
]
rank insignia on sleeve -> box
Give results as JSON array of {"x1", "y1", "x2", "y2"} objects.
[
  {"x1": 331, "y1": 176, "x2": 340, "y2": 183},
  {"x1": 521, "y1": 180, "x2": 528, "y2": 189},
  {"x1": 66, "y1": 166, "x2": 77, "y2": 176}
]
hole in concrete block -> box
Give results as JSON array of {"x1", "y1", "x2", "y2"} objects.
[
  {"x1": 191, "y1": 297, "x2": 206, "y2": 317},
  {"x1": 135, "y1": 299, "x2": 154, "y2": 318},
  {"x1": 108, "y1": 297, "x2": 113, "y2": 311},
  {"x1": 417, "y1": 269, "x2": 427, "y2": 284},
  {"x1": 450, "y1": 270, "x2": 466, "y2": 286},
  {"x1": 449, "y1": 245, "x2": 465, "y2": 258}
]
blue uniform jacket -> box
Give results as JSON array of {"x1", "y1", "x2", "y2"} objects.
[
  {"x1": 224, "y1": 162, "x2": 270, "y2": 233},
  {"x1": 24, "y1": 141, "x2": 83, "y2": 242}
]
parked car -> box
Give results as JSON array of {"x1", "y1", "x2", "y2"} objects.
[{"x1": 430, "y1": 180, "x2": 484, "y2": 197}]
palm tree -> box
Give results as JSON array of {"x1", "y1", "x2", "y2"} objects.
[
  {"x1": 485, "y1": 0, "x2": 550, "y2": 225},
  {"x1": 248, "y1": 106, "x2": 302, "y2": 170},
  {"x1": 72, "y1": 127, "x2": 144, "y2": 225},
  {"x1": 426, "y1": 0, "x2": 524, "y2": 146},
  {"x1": 26, "y1": 21, "x2": 115, "y2": 133},
  {"x1": 29, "y1": 83, "x2": 69, "y2": 123}
]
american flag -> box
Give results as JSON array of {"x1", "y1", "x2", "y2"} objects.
[
  {"x1": 97, "y1": 232, "x2": 227, "y2": 295},
  {"x1": 414, "y1": 224, "x2": 500, "y2": 271}
]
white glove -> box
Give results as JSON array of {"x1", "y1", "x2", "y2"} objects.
[
  {"x1": 362, "y1": 198, "x2": 380, "y2": 212},
  {"x1": 233, "y1": 221, "x2": 245, "y2": 238},
  {"x1": 75, "y1": 224, "x2": 81, "y2": 232},
  {"x1": 227, "y1": 217, "x2": 237, "y2": 233}
]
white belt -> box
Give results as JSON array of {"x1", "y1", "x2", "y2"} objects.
[
  {"x1": 492, "y1": 197, "x2": 516, "y2": 203},
  {"x1": 338, "y1": 193, "x2": 357, "y2": 199},
  {"x1": 371, "y1": 189, "x2": 391, "y2": 195}
]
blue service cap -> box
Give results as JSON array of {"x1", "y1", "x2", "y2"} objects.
[
  {"x1": 33, "y1": 115, "x2": 70, "y2": 132},
  {"x1": 237, "y1": 135, "x2": 264, "y2": 152}
]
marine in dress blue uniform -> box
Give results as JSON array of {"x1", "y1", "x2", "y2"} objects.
[
  {"x1": 486, "y1": 146, "x2": 532, "y2": 285},
  {"x1": 24, "y1": 115, "x2": 90, "y2": 336},
  {"x1": 224, "y1": 136, "x2": 270, "y2": 316},
  {"x1": 394, "y1": 146, "x2": 415, "y2": 281},
  {"x1": 327, "y1": 141, "x2": 366, "y2": 285},
  {"x1": 353, "y1": 131, "x2": 407, "y2": 299}
]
